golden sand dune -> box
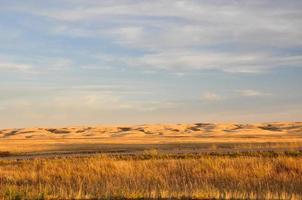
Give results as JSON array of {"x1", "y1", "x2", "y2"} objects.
[
  {"x1": 1, "y1": 122, "x2": 302, "y2": 140},
  {"x1": 0, "y1": 122, "x2": 301, "y2": 154}
]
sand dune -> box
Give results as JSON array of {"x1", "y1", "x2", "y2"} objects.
[
  {"x1": 0, "y1": 122, "x2": 302, "y2": 139},
  {"x1": 1, "y1": 122, "x2": 302, "y2": 155},
  {"x1": 1, "y1": 122, "x2": 302, "y2": 140}
]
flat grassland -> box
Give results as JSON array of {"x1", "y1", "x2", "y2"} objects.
[
  {"x1": 1, "y1": 154, "x2": 302, "y2": 199},
  {"x1": 1, "y1": 122, "x2": 302, "y2": 199}
]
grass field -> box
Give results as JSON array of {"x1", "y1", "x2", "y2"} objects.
[
  {"x1": 1, "y1": 153, "x2": 302, "y2": 199},
  {"x1": 1, "y1": 122, "x2": 302, "y2": 199}
]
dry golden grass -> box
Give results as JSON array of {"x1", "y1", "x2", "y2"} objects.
[
  {"x1": 1, "y1": 154, "x2": 302, "y2": 199},
  {"x1": 1, "y1": 122, "x2": 302, "y2": 199}
]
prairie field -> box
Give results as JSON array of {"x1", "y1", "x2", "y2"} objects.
[
  {"x1": 1, "y1": 153, "x2": 302, "y2": 199},
  {"x1": 1, "y1": 122, "x2": 302, "y2": 199}
]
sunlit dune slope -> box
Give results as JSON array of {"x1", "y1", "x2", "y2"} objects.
[
  {"x1": 0, "y1": 122, "x2": 302, "y2": 154},
  {"x1": 1, "y1": 122, "x2": 301, "y2": 140}
]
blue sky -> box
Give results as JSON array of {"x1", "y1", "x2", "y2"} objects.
[{"x1": 0, "y1": 0, "x2": 302, "y2": 128}]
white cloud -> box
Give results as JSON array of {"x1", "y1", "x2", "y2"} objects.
[
  {"x1": 0, "y1": 55, "x2": 74, "y2": 73},
  {"x1": 124, "y1": 51, "x2": 302, "y2": 72},
  {"x1": 0, "y1": 56, "x2": 34, "y2": 72},
  {"x1": 47, "y1": 58, "x2": 73, "y2": 70},
  {"x1": 2, "y1": 0, "x2": 302, "y2": 73},
  {"x1": 200, "y1": 89, "x2": 271, "y2": 101},
  {"x1": 0, "y1": 87, "x2": 178, "y2": 116},
  {"x1": 201, "y1": 92, "x2": 222, "y2": 101},
  {"x1": 238, "y1": 89, "x2": 270, "y2": 97},
  {"x1": 0, "y1": 61, "x2": 32, "y2": 71},
  {"x1": 42, "y1": 1, "x2": 301, "y2": 47},
  {"x1": 112, "y1": 26, "x2": 144, "y2": 44}
]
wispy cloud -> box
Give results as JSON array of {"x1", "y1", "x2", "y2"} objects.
[
  {"x1": 237, "y1": 89, "x2": 270, "y2": 97},
  {"x1": 3, "y1": 0, "x2": 302, "y2": 73},
  {"x1": 0, "y1": 61, "x2": 32, "y2": 71},
  {"x1": 201, "y1": 92, "x2": 222, "y2": 101},
  {"x1": 125, "y1": 51, "x2": 302, "y2": 73},
  {"x1": 0, "y1": 55, "x2": 74, "y2": 73},
  {"x1": 0, "y1": 86, "x2": 178, "y2": 114}
]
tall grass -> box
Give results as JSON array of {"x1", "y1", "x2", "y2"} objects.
[{"x1": 1, "y1": 154, "x2": 302, "y2": 199}]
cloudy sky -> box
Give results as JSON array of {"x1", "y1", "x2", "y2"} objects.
[{"x1": 1, "y1": 0, "x2": 302, "y2": 128}]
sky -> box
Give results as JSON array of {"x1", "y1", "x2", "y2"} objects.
[{"x1": 0, "y1": 0, "x2": 302, "y2": 128}]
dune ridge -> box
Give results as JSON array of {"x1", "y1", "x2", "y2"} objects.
[
  {"x1": 1, "y1": 122, "x2": 301, "y2": 140},
  {"x1": 0, "y1": 122, "x2": 302, "y2": 157}
]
